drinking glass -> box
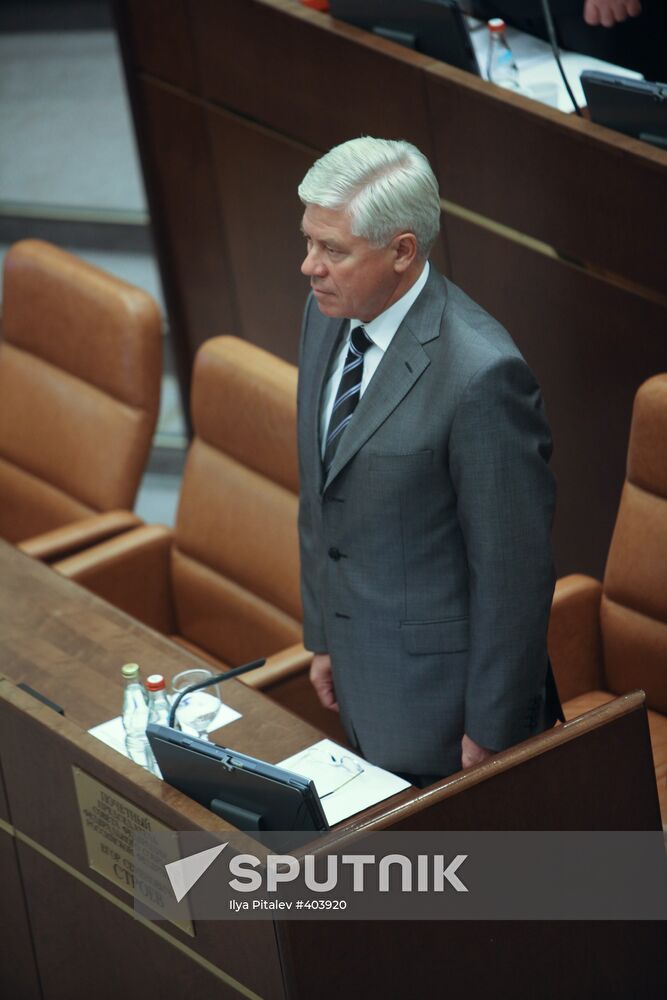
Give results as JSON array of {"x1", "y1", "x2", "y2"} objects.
[{"x1": 171, "y1": 669, "x2": 221, "y2": 741}]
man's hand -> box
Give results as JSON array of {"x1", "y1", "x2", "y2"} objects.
[
  {"x1": 461, "y1": 733, "x2": 495, "y2": 769},
  {"x1": 583, "y1": 0, "x2": 641, "y2": 27},
  {"x1": 310, "y1": 653, "x2": 339, "y2": 712}
]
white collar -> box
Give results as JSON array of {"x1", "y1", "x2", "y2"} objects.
[{"x1": 350, "y1": 260, "x2": 430, "y2": 351}]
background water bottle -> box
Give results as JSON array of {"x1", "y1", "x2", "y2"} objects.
[
  {"x1": 121, "y1": 662, "x2": 149, "y2": 760},
  {"x1": 486, "y1": 18, "x2": 520, "y2": 92}
]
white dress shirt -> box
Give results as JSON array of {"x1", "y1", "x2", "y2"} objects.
[{"x1": 319, "y1": 261, "x2": 430, "y2": 458}]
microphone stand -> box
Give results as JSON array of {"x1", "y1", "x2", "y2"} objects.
[{"x1": 540, "y1": 0, "x2": 582, "y2": 116}]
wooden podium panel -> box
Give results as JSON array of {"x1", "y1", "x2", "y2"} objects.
[
  {"x1": 0, "y1": 682, "x2": 287, "y2": 1000},
  {"x1": 278, "y1": 914, "x2": 666, "y2": 1000},
  {"x1": 274, "y1": 696, "x2": 665, "y2": 1000},
  {"x1": 17, "y1": 847, "x2": 258, "y2": 1000},
  {"x1": 386, "y1": 699, "x2": 662, "y2": 834},
  {"x1": 0, "y1": 776, "x2": 41, "y2": 999}
]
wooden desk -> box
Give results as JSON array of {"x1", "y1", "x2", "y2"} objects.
[
  {"x1": 0, "y1": 541, "x2": 664, "y2": 999},
  {"x1": 0, "y1": 535, "x2": 324, "y2": 758}
]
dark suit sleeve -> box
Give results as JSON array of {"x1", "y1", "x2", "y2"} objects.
[
  {"x1": 297, "y1": 294, "x2": 328, "y2": 653},
  {"x1": 449, "y1": 354, "x2": 556, "y2": 751},
  {"x1": 298, "y1": 496, "x2": 328, "y2": 653}
]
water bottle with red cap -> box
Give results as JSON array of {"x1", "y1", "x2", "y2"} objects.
[
  {"x1": 486, "y1": 18, "x2": 520, "y2": 92},
  {"x1": 144, "y1": 674, "x2": 171, "y2": 775},
  {"x1": 121, "y1": 662, "x2": 148, "y2": 752},
  {"x1": 146, "y1": 674, "x2": 171, "y2": 729}
]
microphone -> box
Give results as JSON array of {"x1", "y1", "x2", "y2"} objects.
[{"x1": 167, "y1": 658, "x2": 266, "y2": 729}]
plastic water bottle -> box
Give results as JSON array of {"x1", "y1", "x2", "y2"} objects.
[
  {"x1": 144, "y1": 674, "x2": 171, "y2": 775},
  {"x1": 121, "y1": 663, "x2": 149, "y2": 766},
  {"x1": 146, "y1": 674, "x2": 171, "y2": 728},
  {"x1": 486, "y1": 18, "x2": 520, "y2": 92}
]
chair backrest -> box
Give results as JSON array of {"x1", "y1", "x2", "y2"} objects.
[
  {"x1": 0, "y1": 239, "x2": 162, "y2": 543},
  {"x1": 601, "y1": 373, "x2": 667, "y2": 714},
  {"x1": 172, "y1": 336, "x2": 302, "y2": 666}
]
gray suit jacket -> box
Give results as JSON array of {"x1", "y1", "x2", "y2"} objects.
[{"x1": 297, "y1": 266, "x2": 562, "y2": 776}]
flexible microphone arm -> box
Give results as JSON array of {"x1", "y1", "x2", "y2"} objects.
[
  {"x1": 540, "y1": 0, "x2": 582, "y2": 115},
  {"x1": 167, "y1": 658, "x2": 266, "y2": 729}
]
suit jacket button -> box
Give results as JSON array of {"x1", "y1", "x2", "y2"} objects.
[{"x1": 328, "y1": 547, "x2": 341, "y2": 561}]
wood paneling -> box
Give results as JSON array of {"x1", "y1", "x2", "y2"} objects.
[
  {"x1": 18, "y1": 847, "x2": 269, "y2": 1000},
  {"x1": 206, "y1": 110, "x2": 316, "y2": 361},
  {"x1": 136, "y1": 80, "x2": 240, "y2": 406},
  {"x1": 190, "y1": 0, "x2": 436, "y2": 155},
  {"x1": 115, "y1": 0, "x2": 199, "y2": 91},
  {"x1": 426, "y1": 66, "x2": 667, "y2": 296},
  {"x1": 277, "y1": 917, "x2": 666, "y2": 1000},
  {"x1": 0, "y1": 829, "x2": 41, "y2": 999}
]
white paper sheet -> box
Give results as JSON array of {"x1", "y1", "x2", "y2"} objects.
[
  {"x1": 88, "y1": 701, "x2": 242, "y2": 775},
  {"x1": 278, "y1": 739, "x2": 411, "y2": 827}
]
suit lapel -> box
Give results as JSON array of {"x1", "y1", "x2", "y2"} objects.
[{"x1": 323, "y1": 267, "x2": 448, "y2": 492}]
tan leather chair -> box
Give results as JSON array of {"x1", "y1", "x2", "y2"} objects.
[
  {"x1": 55, "y1": 335, "x2": 346, "y2": 741},
  {"x1": 548, "y1": 374, "x2": 667, "y2": 826},
  {"x1": 0, "y1": 239, "x2": 162, "y2": 560}
]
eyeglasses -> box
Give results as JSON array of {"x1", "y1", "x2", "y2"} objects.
[{"x1": 297, "y1": 748, "x2": 364, "y2": 798}]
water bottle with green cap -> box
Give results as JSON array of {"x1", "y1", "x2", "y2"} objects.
[{"x1": 121, "y1": 662, "x2": 149, "y2": 757}]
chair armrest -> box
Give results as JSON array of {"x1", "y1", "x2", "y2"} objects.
[
  {"x1": 54, "y1": 525, "x2": 176, "y2": 634},
  {"x1": 548, "y1": 574, "x2": 605, "y2": 702},
  {"x1": 18, "y1": 510, "x2": 143, "y2": 562},
  {"x1": 240, "y1": 643, "x2": 313, "y2": 690}
]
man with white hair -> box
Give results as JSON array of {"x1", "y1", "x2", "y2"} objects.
[{"x1": 297, "y1": 137, "x2": 563, "y2": 785}]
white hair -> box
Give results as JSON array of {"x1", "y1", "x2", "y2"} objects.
[{"x1": 298, "y1": 136, "x2": 440, "y2": 258}]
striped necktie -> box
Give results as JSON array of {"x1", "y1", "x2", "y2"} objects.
[{"x1": 323, "y1": 324, "x2": 372, "y2": 474}]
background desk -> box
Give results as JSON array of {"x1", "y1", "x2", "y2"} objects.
[
  {"x1": 113, "y1": 0, "x2": 667, "y2": 581},
  {"x1": 0, "y1": 541, "x2": 664, "y2": 999}
]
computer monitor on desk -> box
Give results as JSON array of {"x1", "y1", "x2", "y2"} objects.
[
  {"x1": 582, "y1": 71, "x2": 667, "y2": 150},
  {"x1": 329, "y1": 0, "x2": 480, "y2": 75},
  {"x1": 147, "y1": 724, "x2": 329, "y2": 848}
]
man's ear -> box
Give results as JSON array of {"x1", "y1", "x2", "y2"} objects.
[{"x1": 392, "y1": 232, "x2": 419, "y2": 272}]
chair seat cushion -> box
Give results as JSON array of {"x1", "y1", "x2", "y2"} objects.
[{"x1": 564, "y1": 690, "x2": 667, "y2": 827}]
